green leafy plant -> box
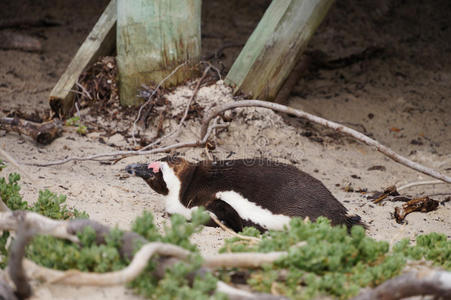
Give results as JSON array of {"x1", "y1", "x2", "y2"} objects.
[
  {"x1": 0, "y1": 172, "x2": 87, "y2": 267},
  {"x1": 0, "y1": 173, "x2": 28, "y2": 211},
  {"x1": 220, "y1": 217, "x2": 450, "y2": 299},
  {"x1": 0, "y1": 171, "x2": 450, "y2": 300},
  {"x1": 0, "y1": 172, "x2": 220, "y2": 298},
  {"x1": 65, "y1": 115, "x2": 87, "y2": 135}
]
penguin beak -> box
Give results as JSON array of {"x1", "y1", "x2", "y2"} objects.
[{"x1": 125, "y1": 163, "x2": 155, "y2": 180}]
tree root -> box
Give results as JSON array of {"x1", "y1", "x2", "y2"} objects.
[{"x1": 0, "y1": 117, "x2": 63, "y2": 145}]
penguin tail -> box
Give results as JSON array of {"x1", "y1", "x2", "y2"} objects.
[{"x1": 345, "y1": 214, "x2": 368, "y2": 230}]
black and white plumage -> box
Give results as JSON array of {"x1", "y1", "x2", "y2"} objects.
[{"x1": 126, "y1": 157, "x2": 364, "y2": 232}]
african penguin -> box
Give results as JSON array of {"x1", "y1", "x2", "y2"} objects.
[{"x1": 125, "y1": 157, "x2": 364, "y2": 232}]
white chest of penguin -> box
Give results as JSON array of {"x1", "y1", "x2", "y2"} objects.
[{"x1": 160, "y1": 162, "x2": 194, "y2": 219}]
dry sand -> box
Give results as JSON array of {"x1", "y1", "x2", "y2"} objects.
[{"x1": 0, "y1": 0, "x2": 450, "y2": 299}]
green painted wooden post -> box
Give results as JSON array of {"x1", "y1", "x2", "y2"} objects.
[
  {"x1": 117, "y1": 0, "x2": 201, "y2": 106},
  {"x1": 225, "y1": 0, "x2": 334, "y2": 100}
]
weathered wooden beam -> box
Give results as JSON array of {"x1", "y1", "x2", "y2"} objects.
[
  {"x1": 225, "y1": 0, "x2": 334, "y2": 100},
  {"x1": 49, "y1": 0, "x2": 116, "y2": 118},
  {"x1": 116, "y1": 0, "x2": 201, "y2": 106}
]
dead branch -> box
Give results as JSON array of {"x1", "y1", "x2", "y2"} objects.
[
  {"x1": 0, "y1": 211, "x2": 78, "y2": 243},
  {"x1": 5, "y1": 208, "x2": 449, "y2": 300},
  {"x1": 28, "y1": 98, "x2": 451, "y2": 186},
  {"x1": 372, "y1": 185, "x2": 398, "y2": 204},
  {"x1": 352, "y1": 269, "x2": 451, "y2": 300},
  {"x1": 8, "y1": 221, "x2": 33, "y2": 300},
  {"x1": 27, "y1": 117, "x2": 225, "y2": 167},
  {"x1": 394, "y1": 196, "x2": 439, "y2": 223},
  {"x1": 0, "y1": 209, "x2": 286, "y2": 299},
  {"x1": 204, "y1": 252, "x2": 286, "y2": 269},
  {"x1": 200, "y1": 100, "x2": 451, "y2": 183},
  {"x1": 210, "y1": 214, "x2": 261, "y2": 243},
  {"x1": 397, "y1": 180, "x2": 447, "y2": 192},
  {"x1": 0, "y1": 280, "x2": 17, "y2": 300},
  {"x1": 132, "y1": 62, "x2": 187, "y2": 145},
  {"x1": 0, "y1": 117, "x2": 63, "y2": 145},
  {"x1": 140, "y1": 65, "x2": 211, "y2": 151},
  {"x1": 43, "y1": 242, "x2": 191, "y2": 286}
]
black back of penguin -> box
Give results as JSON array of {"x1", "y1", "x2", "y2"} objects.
[{"x1": 181, "y1": 159, "x2": 359, "y2": 228}]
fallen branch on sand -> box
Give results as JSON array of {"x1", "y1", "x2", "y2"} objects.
[
  {"x1": 394, "y1": 196, "x2": 439, "y2": 223},
  {"x1": 27, "y1": 118, "x2": 227, "y2": 167},
  {"x1": 200, "y1": 100, "x2": 451, "y2": 183},
  {"x1": 0, "y1": 117, "x2": 63, "y2": 145},
  {"x1": 351, "y1": 268, "x2": 451, "y2": 300},
  {"x1": 1, "y1": 208, "x2": 450, "y2": 300},
  {"x1": 0, "y1": 209, "x2": 287, "y2": 300},
  {"x1": 28, "y1": 95, "x2": 451, "y2": 184}
]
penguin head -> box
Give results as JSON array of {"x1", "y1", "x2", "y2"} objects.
[
  {"x1": 125, "y1": 162, "x2": 169, "y2": 195},
  {"x1": 125, "y1": 156, "x2": 191, "y2": 196}
]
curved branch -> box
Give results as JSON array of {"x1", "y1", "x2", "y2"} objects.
[
  {"x1": 204, "y1": 252, "x2": 286, "y2": 269},
  {"x1": 397, "y1": 180, "x2": 447, "y2": 192},
  {"x1": 210, "y1": 214, "x2": 261, "y2": 243},
  {"x1": 0, "y1": 210, "x2": 286, "y2": 299},
  {"x1": 45, "y1": 242, "x2": 191, "y2": 286},
  {"x1": 352, "y1": 269, "x2": 451, "y2": 300},
  {"x1": 0, "y1": 211, "x2": 78, "y2": 243},
  {"x1": 201, "y1": 100, "x2": 451, "y2": 183},
  {"x1": 4, "y1": 209, "x2": 449, "y2": 300}
]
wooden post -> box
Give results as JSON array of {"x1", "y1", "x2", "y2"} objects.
[
  {"x1": 49, "y1": 0, "x2": 116, "y2": 118},
  {"x1": 225, "y1": 0, "x2": 334, "y2": 100},
  {"x1": 117, "y1": 0, "x2": 201, "y2": 106}
]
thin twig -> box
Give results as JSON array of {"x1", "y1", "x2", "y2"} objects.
[
  {"x1": 27, "y1": 98, "x2": 451, "y2": 184},
  {"x1": 397, "y1": 180, "x2": 447, "y2": 192},
  {"x1": 200, "y1": 100, "x2": 451, "y2": 183},
  {"x1": 75, "y1": 82, "x2": 92, "y2": 101},
  {"x1": 0, "y1": 146, "x2": 39, "y2": 187},
  {"x1": 210, "y1": 215, "x2": 261, "y2": 243},
  {"x1": 140, "y1": 66, "x2": 211, "y2": 151},
  {"x1": 27, "y1": 118, "x2": 225, "y2": 167},
  {"x1": 132, "y1": 62, "x2": 187, "y2": 146},
  {"x1": 200, "y1": 61, "x2": 222, "y2": 80}
]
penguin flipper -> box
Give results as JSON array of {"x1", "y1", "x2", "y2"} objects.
[{"x1": 205, "y1": 199, "x2": 243, "y2": 232}]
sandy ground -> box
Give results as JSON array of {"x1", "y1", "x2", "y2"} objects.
[{"x1": 0, "y1": 0, "x2": 450, "y2": 299}]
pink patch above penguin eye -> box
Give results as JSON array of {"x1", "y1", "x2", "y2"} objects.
[{"x1": 148, "y1": 162, "x2": 160, "y2": 173}]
